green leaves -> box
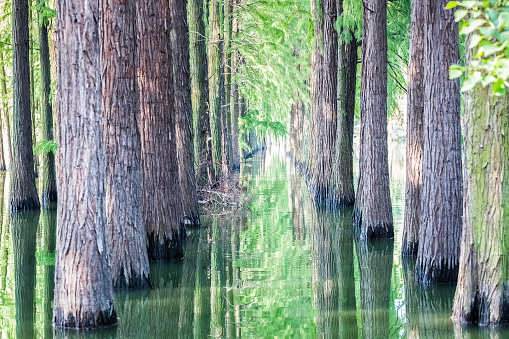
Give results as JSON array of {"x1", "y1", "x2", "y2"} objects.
[{"x1": 448, "y1": 1, "x2": 509, "y2": 95}]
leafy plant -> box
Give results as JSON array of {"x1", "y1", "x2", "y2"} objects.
[{"x1": 448, "y1": 0, "x2": 509, "y2": 95}]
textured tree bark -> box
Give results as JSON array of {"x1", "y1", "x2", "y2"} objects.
[
  {"x1": 10, "y1": 0, "x2": 40, "y2": 211},
  {"x1": 102, "y1": 0, "x2": 151, "y2": 289},
  {"x1": 36, "y1": 0, "x2": 58, "y2": 207},
  {"x1": 416, "y1": 0, "x2": 462, "y2": 285},
  {"x1": 188, "y1": 0, "x2": 216, "y2": 186},
  {"x1": 230, "y1": 50, "x2": 241, "y2": 170},
  {"x1": 353, "y1": 0, "x2": 393, "y2": 239},
  {"x1": 0, "y1": 52, "x2": 12, "y2": 171},
  {"x1": 332, "y1": 29, "x2": 357, "y2": 208},
  {"x1": 356, "y1": 239, "x2": 393, "y2": 338},
  {"x1": 137, "y1": 0, "x2": 185, "y2": 261},
  {"x1": 309, "y1": 0, "x2": 339, "y2": 210},
  {"x1": 452, "y1": 84, "x2": 509, "y2": 326},
  {"x1": 402, "y1": 0, "x2": 425, "y2": 258},
  {"x1": 0, "y1": 119, "x2": 5, "y2": 171},
  {"x1": 208, "y1": 0, "x2": 223, "y2": 175},
  {"x1": 12, "y1": 211, "x2": 39, "y2": 339},
  {"x1": 170, "y1": 0, "x2": 201, "y2": 227},
  {"x1": 222, "y1": 0, "x2": 233, "y2": 173},
  {"x1": 53, "y1": 0, "x2": 117, "y2": 329},
  {"x1": 230, "y1": 1, "x2": 240, "y2": 170}
]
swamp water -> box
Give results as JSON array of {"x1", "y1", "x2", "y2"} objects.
[{"x1": 0, "y1": 144, "x2": 508, "y2": 338}]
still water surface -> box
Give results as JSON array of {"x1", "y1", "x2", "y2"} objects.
[{"x1": 0, "y1": 144, "x2": 508, "y2": 338}]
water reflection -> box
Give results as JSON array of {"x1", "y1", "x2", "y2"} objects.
[{"x1": 2, "y1": 146, "x2": 509, "y2": 338}]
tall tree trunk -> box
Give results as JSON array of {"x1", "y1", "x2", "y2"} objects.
[
  {"x1": 353, "y1": 0, "x2": 393, "y2": 239},
  {"x1": 452, "y1": 85, "x2": 509, "y2": 326},
  {"x1": 0, "y1": 119, "x2": 5, "y2": 171},
  {"x1": 332, "y1": 29, "x2": 357, "y2": 208},
  {"x1": 53, "y1": 0, "x2": 117, "y2": 329},
  {"x1": 230, "y1": 1, "x2": 240, "y2": 170},
  {"x1": 10, "y1": 0, "x2": 40, "y2": 211},
  {"x1": 208, "y1": 0, "x2": 223, "y2": 175},
  {"x1": 137, "y1": 0, "x2": 185, "y2": 261},
  {"x1": 170, "y1": 0, "x2": 201, "y2": 227},
  {"x1": 102, "y1": 0, "x2": 151, "y2": 288},
  {"x1": 36, "y1": 0, "x2": 58, "y2": 207},
  {"x1": 12, "y1": 211, "x2": 39, "y2": 339},
  {"x1": 29, "y1": 0, "x2": 38, "y2": 175},
  {"x1": 223, "y1": 0, "x2": 233, "y2": 172},
  {"x1": 188, "y1": 0, "x2": 216, "y2": 186},
  {"x1": 309, "y1": 0, "x2": 339, "y2": 210},
  {"x1": 0, "y1": 52, "x2": 12, "y2": 171},
  {"x1": 416, "y1": 0, "x2": 462, "y2": 285},
  {"x1": 402, "y1": 0, "x2": 425, "y2": 257}
]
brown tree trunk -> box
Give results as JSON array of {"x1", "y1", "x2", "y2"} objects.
[
  {"x1": 170, "y1": 0, "x2": 201, "y2": 227},
  {"x1": 189, "y1": 0, "x2": 216, "y2": 186},
  {"x1": 402, "y1": 0, "x2": 425, "y2": 257},
  {"x1": 416, "y1": 0, "x2": 462, "y2": 285},
  {"x1": 452, "y1": 84, "x2": 509, "y2": 326},
  {"x1": 102, "y1": 0, "x2": 151, "y2": 288},
  {"x1": 208, "y1": 0, "x2": 223, "y2": 175},
  {"x1": 53, "y1": 0, "x2": 117, "y2": 329},
  {"x1": 332, "y1": 30, "x2": 357, "y2": 208},
  {"x1": 36, "y1": 0, "x2": 58, "y2": 207},
  {"x1": 137, "y1": 0, "x2": 185, "y2": 260},
  {"x1": 222, "y1": 0, "x2": 233, "y2": 173},
  {"x1": 309, "y1": 0, "x2": 339, "y2": 210},
  {"x1": 0, "y1": 52, "x2": 12, "y2": 172},
  {"x1": 230, "y1": 50, "x2": 241, "y2": 170},
  {"x1": 10, "y1": 0, "x2": 40, "y2": 211},
  {"x1": 353, "y1": 0, "x2": 393, "y2": 239}
]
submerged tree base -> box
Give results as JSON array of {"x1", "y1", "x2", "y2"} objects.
[
  {"x1": 147, "y1": 231, "x2": 185, "y2": 261},
  {"x1": 415, "y1": 258, "x2": 458, "y2": 285},
  {"x1": 310, "y1": 184, "x2": 355, "y2": 211},
  {"x1": 53, "y1": 302, "x2": 117, "y2": 330},
  {"x1": 40, "y1": 189, "x2": 58, "y2": 208},
  {"x1": 401, "y1": 241, "x2": 419, "y2": 257},
  {"x1": 353, "y1": 208, "x2": 394, "y2": 240},
  {"x1": 113, "y1": 267, "x2": 151, "y2": 290},
  {"x1": 9, "y1": 197, "x2": 40, "y2": 213}
]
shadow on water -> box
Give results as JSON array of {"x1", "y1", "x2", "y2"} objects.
[{"x1": 2, "y1": 146, "x2": 509, "y2": 338}]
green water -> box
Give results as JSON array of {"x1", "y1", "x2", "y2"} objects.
[{"x1": 1, "y1": 145, "x2": 508, "y2": 338}]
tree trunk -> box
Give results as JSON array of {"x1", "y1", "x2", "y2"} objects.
[
  {"x1": 137, "y1": 0, "x2": 185, "y2": 261},
  {"x1": 208, "y1": 0, "x2": 223, "y2": 175},
  {"x1": 309, "y1": 0, "x2": 339, "y2": 210},
  {"x1": 29, "y1": 0, "x2": 38, "y2": 175},
  {"x1": 0, "y1": 52, "x2": 12, "y2": 171},
  {"x1": 452, "y1": 84, "x2": 509, "y2": 326},
  {"x1": 188, "y1": 0, "x2": 216, "y2": 186},
  {"x1": 230, "y1": 50, "x2": 240, "y2": 170},
  {"x1": 353, "y1": 0, "x2": 393, "y2": 239},
  {"x1": 12, "y1": 211, "x2": 39, "y2": 339},
  {"x1": 170, "y1": 0, "x2": 201, "y2": 227},
  {"x1": 416, "y1": 0, "x2": 462, "y2": 285},
  {"x1": 356, "y1": 238, "x2": 394, "y2": 338},
  {"x1": 102, "y1": 0, "x2": 151, "y2": 288},
  {"x1": 36, "y1": 0, "x2": 58, "y2": 207},
  {"x1": 332, "y1": 29, "x2": 357, "y2": 208},
  {"x1": 402, "y1": 0, "x2": 425, "y2": 257},
  {"x1": 222, "y1": 0, "x2": 233, "y2": 173},
  {"x1": 53, "y1": 0, "x2": 117, "y2": 329},
  {"x1": 0, "y1": 118, "x2": 5, "y2": 171},
  {"x1": 41, "y1": 208, "x2": 56, "y2": 339},
  {"x1": 10, "y1": 0, "x2": 40, "y2": 211}
]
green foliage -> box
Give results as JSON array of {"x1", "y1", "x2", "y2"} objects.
[
  {"x1": 35, "y1": 0, "x2": 56, "y2": 27},
  {"x1": 448, "y1": 0, "x2": 509, "y2": 95},
  {"x1": 34, "y1": 140, "x2": 57, "y2": 155},
  {"x1": 233, "y1": 0, "x2": 312, "y2": 140}
]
